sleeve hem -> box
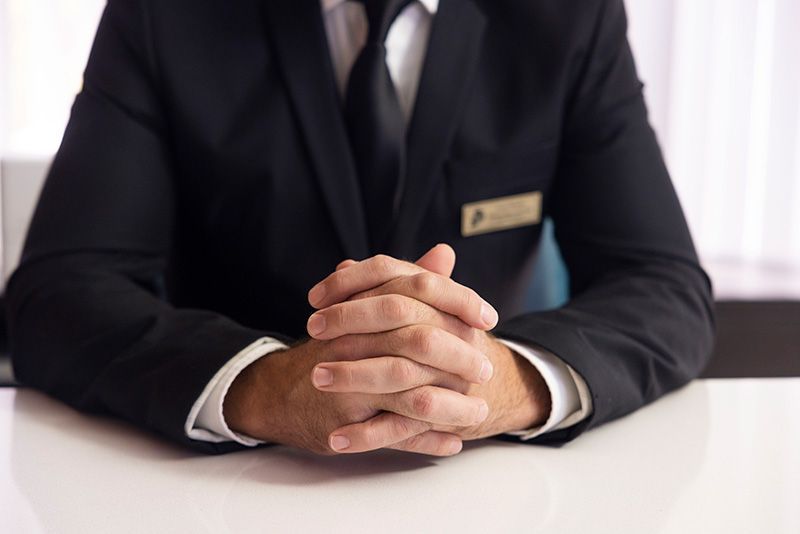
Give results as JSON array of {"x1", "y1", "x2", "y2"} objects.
[
  {"x1": 184, "y1": 337, "x2": 289, "y2": 446},
  {"x1": 497, "y1": 338, "x2": 593, "y2": 441}
]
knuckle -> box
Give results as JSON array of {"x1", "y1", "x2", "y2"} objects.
[
  {"x1": 410, "y1": 388, "x2": 436, "y2": 418},
  {"x1": 371, "y1": 255, "x2": 394, "y2": 276},
  {"x1": 328, "y1": 304, "x2": 347, "y2": 328},
  {"x1": 389, "y1": 358, "x2": 417, "y2": 386},
  {"x1": 465, "y1": 288, "x2": 482, "y2": 316},
  {"x1": 324, "y1": 274, "x2": 342, "y2": 296},
  {"x1": 355, "y1": 362, "x2": 377, "y2": 389},
  {"x1": 380, "y1": 295, "x2": 408, "y2": 322},
  {"x1": 362, "y1": 423, "x2": 383, "y2": 448},
  {"x1": 335, "y1": 363, "x2": 355, "y2": 387},
  {"x1": 410, "y1": 325, "x2": 437, "y2": 357},
  {"x1": 339, "y1": 303, "x2": 368, "y2": 330},
  {"x1": 411, "y1": 272, "x2": 438, "y2": 296},
  {"x1": 390, "y1": 415, "x2": 418, "y2": 439}
]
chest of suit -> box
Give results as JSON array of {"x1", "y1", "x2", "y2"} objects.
[{"x1": 155, "y1": 0, "x2": 574, "y2": 336}]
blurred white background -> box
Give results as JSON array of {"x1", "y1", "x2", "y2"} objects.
[
  {"x1": 1, "y1": 0, "x2": 799, "y2": 297},
  {"x1": 625, "y1": 0, "x2": 800, "y2": 298}
]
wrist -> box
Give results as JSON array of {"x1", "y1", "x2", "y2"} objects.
[
  {"x1": 223, "y1": 348, "x2": 290, "y2": 442},
  {"x1": 506, "y1": 347, "x2": 551, "y2": 431},
  {"x1": 484, "y1": 337, "x2": 551, "y2": 434}
]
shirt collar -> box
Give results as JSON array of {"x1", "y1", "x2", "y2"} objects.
[{"x1": 321, "y1": 0, "x2": 439, "y2": 15}]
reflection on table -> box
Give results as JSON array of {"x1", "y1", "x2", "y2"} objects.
[{"x1": 1, "y1": 379, "x2": 798, "y2": 534}]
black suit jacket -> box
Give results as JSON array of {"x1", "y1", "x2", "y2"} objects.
[{"x1": 7, "y1": 0, "x2": 714, "y2": 452}]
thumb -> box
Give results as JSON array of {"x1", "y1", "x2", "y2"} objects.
[{"x1": 415, "y1": 243, "x2": 456, "y2": 277}]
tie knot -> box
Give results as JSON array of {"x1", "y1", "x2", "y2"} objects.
[{"x1": 359, "y1": 0, "x2": 415, "y2": 43}]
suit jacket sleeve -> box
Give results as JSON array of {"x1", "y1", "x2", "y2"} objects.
[
  {"x1": 5, "y1": 0, "x2": 289, "y2": 453},
  {"x1": 493, "y1": 0, "x2": 715, "y2": 444}
]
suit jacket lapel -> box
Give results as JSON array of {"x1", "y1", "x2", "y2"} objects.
[
  {"x1": 262, "y1": 0, "x2": 370, "y2": 260},
  {"x1": 388, "y1": 0, "x2": 487, "y2": 254}
]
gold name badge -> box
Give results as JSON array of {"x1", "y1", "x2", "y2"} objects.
[{"x1": 461, "y1": 191, "x2": 542, "y2": 237}]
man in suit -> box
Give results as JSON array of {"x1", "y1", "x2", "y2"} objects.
[{"x1": 7, "y1": 0, "x2": 714, "y2": 456}]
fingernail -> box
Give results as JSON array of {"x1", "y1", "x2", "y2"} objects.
[
  {"x1": 475, "y1": 402, "x2": 489, "y2": 424},
  {"x1": 330, "y1": 435, "x2": 350, "y2": 451},
  {"x1": 307, "y1": 313, "x2": 326, "y2": 336},
  {"x1": 479, "y1": 359, "x2": 494, "y2": 382},
  {"x1": 480, "y1": 302, "x2": 498, "y2": 327},
  {"x1": 308, "y1": 284, "x2": 326, "y2": 307},
  {"x1": 313, "y1": 367, "x2": 333, "y2": 387},
  {"x1": 448, "y1": 440, "x2": 463, "y2": 455}
]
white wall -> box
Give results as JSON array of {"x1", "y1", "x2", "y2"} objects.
[
  {"x1": 626, "y1": 0, "x2": 800, "y2": 271},
  {"x1": 1, "y1": 0, "x2": 105, "y2": 158},
  {"x1": 625, "y1": 0, "x2": 676, "y2": 148}
]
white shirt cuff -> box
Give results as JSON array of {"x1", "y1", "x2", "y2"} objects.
[
  {"x1": 184, "y1": 337, "x2": 289, "y2": 446},
  {"x1": 497, "y1": 338, "x2": 593, "y2": 440}
]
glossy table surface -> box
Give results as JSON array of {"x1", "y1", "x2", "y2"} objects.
[{"x1": 2, "y1": 379, "x2": 799, "y2": 534}]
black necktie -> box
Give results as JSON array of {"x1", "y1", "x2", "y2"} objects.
[{"x1": 345, "y1": 0, "x2": 413, "y2": 251}]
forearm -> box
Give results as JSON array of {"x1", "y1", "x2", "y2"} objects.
[
  {"x1": 494, "y1": 343, "x2": 552, "y2": 433},
  {"x1": 495, "y1": 259, "x2": 714, "y2": 437},
  {"x1": 6, "y1": 253, "x2": 286, "y2": 452},
  {"x1": 498, "y1": 338, "x2": 593, "y2": 440},
  {"x1": 187, "y1": 338, "x2": 289, "y2": 445}
]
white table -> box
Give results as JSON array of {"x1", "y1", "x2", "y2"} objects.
[{"x1": 1, "y1": 379, "x2": 798, "y2": 534}]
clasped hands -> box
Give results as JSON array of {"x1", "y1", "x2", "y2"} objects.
[{"x1": 224, "y1": 244, "x2": 550, "y2": 457}]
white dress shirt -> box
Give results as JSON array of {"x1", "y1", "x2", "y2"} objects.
[{"x1": 185, "y1": 0, "x2": 593, "y2": 446}]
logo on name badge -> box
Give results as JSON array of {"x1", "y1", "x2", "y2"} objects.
[{"x1": 461, "y1": 191, "x2": 542, "y2": 237}]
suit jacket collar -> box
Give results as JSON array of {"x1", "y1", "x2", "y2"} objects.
[{"x1": 262, "y1": 0, "x2": 370, "y2": 260}]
